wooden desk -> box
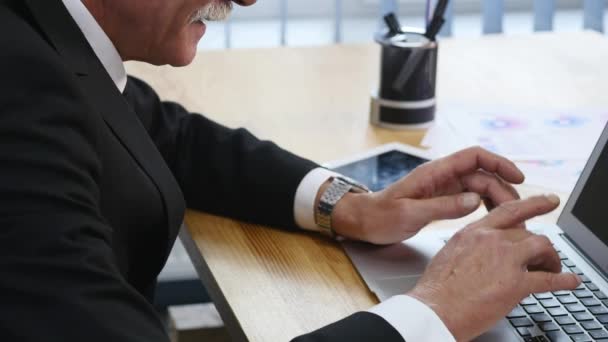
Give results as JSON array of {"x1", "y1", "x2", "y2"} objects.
[{"x1": 126, "y1": 31, "x2": 608, "y2": 341}]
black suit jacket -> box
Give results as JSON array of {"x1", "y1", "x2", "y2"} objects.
[{"x1": 0, "y1": 0, "x2": 403, "y2": 341}]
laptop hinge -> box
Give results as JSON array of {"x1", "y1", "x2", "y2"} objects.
[{"x1": 560, "y1": 233, "x2": 608, "y2": 282}]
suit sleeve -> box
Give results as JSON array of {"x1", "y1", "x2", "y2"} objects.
[
  {"x1": 124, "y1": 76, "x2": 319, "y2": 230},
  {"x1": 0, "y1": 33, "x2": 169, "y2": 341},
  {"x1": 291, "y1": 312, "x2": 405, "y2": 342}
]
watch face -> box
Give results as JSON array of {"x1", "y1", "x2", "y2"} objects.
[{"x1": 333, "y1": 150, "x2": 429, "y2": 192}]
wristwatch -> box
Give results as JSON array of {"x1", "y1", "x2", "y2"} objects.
[{"x1": 315, "y1": 176, "x2": 371, "y2": 238}]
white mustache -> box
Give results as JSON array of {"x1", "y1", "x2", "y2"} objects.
[{"x1": 190, "y1": 1, "x2": 233, "y2": 23}]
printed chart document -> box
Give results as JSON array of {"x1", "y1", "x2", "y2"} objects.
[{"x1": 422, "y1": 106, "x2": 608, "y2": 192}]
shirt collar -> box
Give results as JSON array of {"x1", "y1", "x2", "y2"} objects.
[{"x1": 62, "y1": 0, "x2": 127, "y2": 92}]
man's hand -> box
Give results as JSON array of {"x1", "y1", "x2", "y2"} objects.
[
  {"x1": 329, "y1": 147, "x2": 525, "y2": 244},
  {"x1": 408, "y1": 195, "x2": 581, "y2": 342}
]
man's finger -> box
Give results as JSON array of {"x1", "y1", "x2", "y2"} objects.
[
  {"x1": 482, "y1": 179, "x2": 524, "y2": 228},
  {"x1": 409, "y1": 192, "x2": 481, "y2": 222},
  {"x1": 524, "y1": 271, "x2": 581, "y2": 295},
  {"x1": 515, "y1": 234, "x2": 562, "y2": 273},
  {"x1": 390, "y1": 148, "x2": 524, "y2": 201},
  {"x1": 468, "y1": 195, "x2": 560, "y2": 230},
  {"x1": 462, "y1": 170, "x2": 521, "y2": 209},
  {"x1": 442, "y1": 147, "x2": 525, "y2": 184}
]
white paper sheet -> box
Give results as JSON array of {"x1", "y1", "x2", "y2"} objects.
[
  {"x1": 442, "y1": 107, "x2": 608, "y2": 160},
  {"x1": 421, "y1": 106, "x2": 607, "y2": 193},
  {"x1": 420, "y1": 117, "x2": 466, "y2": 157},
  {"x1": 514, "y1": 159, "x2": 586, "y2": 193}
]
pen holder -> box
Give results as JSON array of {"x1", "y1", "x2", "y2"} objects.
[{"x1": 370, "y1": 29, "x2": 438, "y2": 129}]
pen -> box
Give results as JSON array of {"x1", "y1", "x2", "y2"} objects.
[
  {"x1": 425, "y1": 0, "x2": 449, "y2": 41},
  {"x1": 425, "y1": 17, "x2": 445, "y2": 41},
  {"x1": 383, "y1": 12, "x2": 403, "y2": 37},
  {"x1": 425, "y1": 0, "x2": 432, "y2": 27}
]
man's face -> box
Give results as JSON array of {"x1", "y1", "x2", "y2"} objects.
[{"x1": 87, "y1": 0, "x2": 256, "y2": 66}]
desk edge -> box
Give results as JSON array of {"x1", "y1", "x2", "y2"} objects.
[{"x1": 179, "y1": 224, "x2": 249, "y2": 342}]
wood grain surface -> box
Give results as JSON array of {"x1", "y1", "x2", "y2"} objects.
[{"x1": 126, "y1": 31, "x2": 608, "y2": 341}]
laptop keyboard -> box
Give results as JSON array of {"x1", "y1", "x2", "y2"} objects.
[{"x1": 507, "y1": 250, "x2": 608, "y2": 341}]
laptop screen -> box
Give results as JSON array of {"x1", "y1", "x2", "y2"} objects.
[
  {"x1": 572, "y1": 142, "x2": 608, "y2": 245},
  {"x1": 559, "y1": 123, "x2": 608, "y2": 274}
]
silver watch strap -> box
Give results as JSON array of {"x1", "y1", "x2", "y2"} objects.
[
  {"x1": 337, "y1": 175, "x2": 371, "y2": 193},
  {"x1": 315, "y1": 176, "x2": 371, "y2": 237}
]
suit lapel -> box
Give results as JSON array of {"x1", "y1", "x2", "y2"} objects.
[{"x1": 24, "y1": 0, "x2": 185, "y2": 251}]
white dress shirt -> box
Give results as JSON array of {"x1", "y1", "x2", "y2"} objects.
[{"x1": 61, "y1": 1, "x2": 455, "y2": 340}]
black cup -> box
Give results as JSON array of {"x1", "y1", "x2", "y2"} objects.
[{"x1": 371, "y1": 29, "x2": 438, "y2": 129}]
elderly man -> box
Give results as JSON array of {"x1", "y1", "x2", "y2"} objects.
[{"x1": 0, "y1": 0, "x2": 579, "y2": 341}]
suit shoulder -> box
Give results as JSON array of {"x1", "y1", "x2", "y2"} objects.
[
  {"x1": 0, "y1": 3, "x2": 86, "y2": 108},
  {"x1": 0, "y1": 3, "x2": 102, "y2": 165},
  {"x1": 0, "y1": 1, "x2": 69, "y2": 77}
]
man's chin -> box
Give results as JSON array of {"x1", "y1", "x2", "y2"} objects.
[
  {"x1": 168, "y1": 48, "x2": 198, "y2": 67},
  {"x1": 171, "y1": 22, "x2": 205, "y2": 65},
  {"x1": 143, "y1": 45, "x2": 197, "y2": 67},
  {"x1": 161, "y1": 27, "x2": 204, "y2": 67},
  {"x1": 135, "y1": 24, "x2": 203, "y2": 67},
  {"x1": 190, "y1": 20, "x2": 207, "y2": 40}
]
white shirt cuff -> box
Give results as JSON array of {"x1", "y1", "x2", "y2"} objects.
[
  {"x1": 367, "y1": 295, "x2": 456, "y2": 342},
  {"x1": 293, "y1": 167, "x2": 340, "y2": 231}
]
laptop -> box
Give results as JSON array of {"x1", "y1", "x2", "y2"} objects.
[{"x1": 328, "y1": 125, "x2": 608, "y2": 342}]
